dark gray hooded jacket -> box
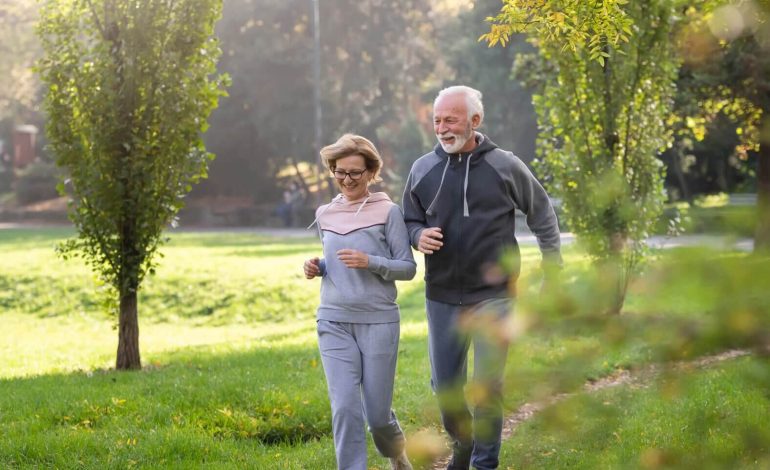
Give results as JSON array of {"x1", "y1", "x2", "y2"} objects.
[{"x1": 402, "y1": 133, "x2": 561, "y2": 305}]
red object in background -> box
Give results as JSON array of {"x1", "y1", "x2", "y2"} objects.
[{"x1": 13, "y1": 124, "x2": 38, "y2": 170}]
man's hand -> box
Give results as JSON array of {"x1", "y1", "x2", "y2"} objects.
[
  {"x1": 418, "y1": 227, "x2": 443, "y2": 254},
  {"x1": 337, "y1": 249, "x2": 369, "y2": 269},
  {"x1": 304, "y1": 257, "x2": 321, "y2": 279},
  {"x1": 539, "y1": 265, "x2": 562, "y2": 298}
]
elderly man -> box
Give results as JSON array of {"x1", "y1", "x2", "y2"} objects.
[{"x1": 402, "y1": 85, "x2": 562, "y2": 470}]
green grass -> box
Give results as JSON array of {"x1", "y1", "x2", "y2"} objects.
[
  {"x1": 0, "y1": 228, "x2": 432, "y2": 469},
  {"x1": 1, "y1": 227, "x2": 769, "y2": 469},
  {"x1": 500, "y1": 356, "x2": 770, "y2": 469}
]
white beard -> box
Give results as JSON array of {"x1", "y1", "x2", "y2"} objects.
[{"x1": 436, "y1": 125, "x2": 474, "y2": 153}]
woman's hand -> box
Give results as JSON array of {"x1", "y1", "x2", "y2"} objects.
[
  {"x1": 336, "y1": 249, "x2": 369, "y2": 269},
  {"x1": 304, "y1": 257, "x2": 321, "y2": 279}
]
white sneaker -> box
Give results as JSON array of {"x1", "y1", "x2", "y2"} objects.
[{"x1": 389, "y1": 450, "x2": 413, "y2": 470}]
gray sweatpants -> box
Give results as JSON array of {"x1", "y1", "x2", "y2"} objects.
[
  {"x1": 426, "y1": 297, "x2": 512, "y2": 470},
  {"x1": 317, "y1": 320, "x2": 406, "y2": 470}
]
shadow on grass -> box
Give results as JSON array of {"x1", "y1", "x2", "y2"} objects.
[{"x1": 0, "y1": 329, "x2": 436, "y2": 454}]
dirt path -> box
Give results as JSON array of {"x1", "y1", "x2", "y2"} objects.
[{"x1": 430, "y1": 349, "x2": 750, "y2": 469}]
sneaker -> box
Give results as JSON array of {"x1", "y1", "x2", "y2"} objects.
[
  {"x1": 446, "y1": 444, "x2": 473, "y2": 470},
  {"x1": 389, "y1": 450, "x2": 413, "y2": 470}
]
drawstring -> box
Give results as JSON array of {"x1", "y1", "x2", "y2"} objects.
[
  {"x1": 307, "y1": 194, "x2": 343, "y2": 239},
  {"x1": 463, "y1": 154, "x2": 471, "y2": 217},
  {"x1": 426, "y1": 158, "x2": 450, "y2": 216},
  {"x1": 354, "y1": 194, "x2": 371, "y2": 217},
  {"x1": 426, "y1": 153, "x2": 473, "y2": 217}
]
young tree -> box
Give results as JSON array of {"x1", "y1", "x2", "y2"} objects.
[
  {"x1": 37, "y1": 0, "x2": 228, "y2": 369},
  {"x1": 482, "y1": 1, "x2": 684, "y2": 314}
]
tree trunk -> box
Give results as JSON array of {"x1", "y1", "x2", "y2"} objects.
[
  {"x1": 116, "y1": 290, "x2": 141, "y2": 370},
  {"x1": 604, "y1": 232, "x2": 629, "y2": 316},
  {"x1": 755, "y1": 131, "x2": 770, "y2": 252}
]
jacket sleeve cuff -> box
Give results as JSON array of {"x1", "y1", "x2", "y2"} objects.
[
  {"x1": 319, "y1": 258, "x2": 327, "y2": 276},
  {"x1": 367, "y1": 255, "x2": 384, "y2": 274}
]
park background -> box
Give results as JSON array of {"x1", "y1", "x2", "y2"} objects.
[
  {"x1": 0, "y1": 0, "x2": 761, "y2": 227},
  {"x1": 1, "y1": 0, "x2": 770, "y2": 469}
]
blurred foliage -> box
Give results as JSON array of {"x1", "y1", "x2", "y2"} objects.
[
  {"x1": 660, "y1": 202, "x2": 756, "y2": 237},
  {"x1": 13, "y1": 160, "x2": 60, "y2": 204},
  {"x1": 0, "y1": 1, "x2": 46, "y2": 165},
  {"x1": 661, "y1": 112, "x2": 753, "y2": 203},
  {"x1": 201, "y1": 0, "x2": 445, "y2": 203},
  {"x1": 496, "y1": 244, "x2": 770, "y2": 467},
  {"x1": 0, "y1": 164, "x2": 13, "y2": 194},
  {"x1": 484, "y1": 1, "x2": 688, "y2": 313},
  {"x1": 0, "y1": 1, "x2": 41, "y2": 122},
  {"x1": 678, "y1": 0, "x2": 770, "y2": 250},
  {"x1": 514, "y1": 246, "x2": 770, "y2": 362}
]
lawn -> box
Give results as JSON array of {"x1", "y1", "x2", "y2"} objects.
[{"x1": 1, "y1": 227, "x2": 768, "y2": 469}]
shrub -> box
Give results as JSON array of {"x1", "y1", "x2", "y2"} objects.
[{"x1": 14, "y1": 160, "x2": 60, "y2": 204}]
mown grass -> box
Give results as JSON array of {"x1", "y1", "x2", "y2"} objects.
[
  {"x1": 1, "y1": 227, "x2": 769, "y2": 469},
  {"x1": 0, "y1": 227, "x2": 432, "y2": 469},
  {"x1": 501, "y1": 356, "x2": 770, "y2": 469}
]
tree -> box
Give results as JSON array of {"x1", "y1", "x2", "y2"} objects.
[
  {"x1": 677, "y1": 0, "x2": 770, "y2": 251},
  {"x1": 483, "y1": 0, "x2": 685, "y2": 314},
  {"x1": 37, "y1": 0, "x2": 228, "y2": 369},
  {"x1": 437, "y1": 0, "x2": 539, "y2": 164}
]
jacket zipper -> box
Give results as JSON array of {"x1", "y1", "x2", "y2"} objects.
[{"x1": 457, "y1": 153, "x2": 464, "y2": 304}]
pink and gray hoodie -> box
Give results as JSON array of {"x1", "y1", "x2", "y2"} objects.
[{"x1": 311, "y1": 192, "x2": 416, "y2": 324}]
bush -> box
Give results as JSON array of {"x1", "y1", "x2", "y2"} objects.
[
  {"x1": 14, "y1": 161, "x2": 60, "y2": 204},
  {"x1": 657, "y1": 194, "x2": 756, "y2": 237}
]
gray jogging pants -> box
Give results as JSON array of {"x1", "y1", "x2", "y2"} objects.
[
  {"x1": 426, "y1": 297, "x2": 512, "y2": 470},
  {"x1": 317, "y1": 320, "x2": 406, "y2": 470}
]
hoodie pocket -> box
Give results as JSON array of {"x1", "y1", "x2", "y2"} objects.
[{"x1": 472, "y1": 235, "x2": 519, "y2": 288}]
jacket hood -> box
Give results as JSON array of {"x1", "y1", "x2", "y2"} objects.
[
  {"x1": 427, "y1": 133, "x2": 498, "y2": 217},
  {"x1": 335, "y1": 191, "x2": 391, "y2": 209},
  {"x1": 308, "y1": 191, "x2": 394, "y2": 235}
]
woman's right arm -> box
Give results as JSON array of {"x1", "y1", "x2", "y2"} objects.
[{"x1": 303, "y1": 257, "x2": 326, "y2": 279}]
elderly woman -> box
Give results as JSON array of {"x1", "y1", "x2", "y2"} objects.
[{"x1": 304, "y1": 134, "x2": 415, "y2": 470}]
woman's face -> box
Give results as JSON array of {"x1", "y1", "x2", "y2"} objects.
[{"x1": 332, "y1": 154, "x2": 370, "y2": 201}]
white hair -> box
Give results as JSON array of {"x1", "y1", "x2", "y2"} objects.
[{"x1": 434, "y1": 85, "x2": 484, "y2": 126}]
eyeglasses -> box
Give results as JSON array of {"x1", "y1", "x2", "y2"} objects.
[{"x1": 332, "y1": 169, "x2": 367, "y2": 180}]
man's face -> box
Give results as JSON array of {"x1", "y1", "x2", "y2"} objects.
[{"x1": 433, "y1": 93, "x2": 479, "y2": 154}]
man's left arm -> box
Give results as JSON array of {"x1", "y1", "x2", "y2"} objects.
[{"x1": 508, "y1": 157, "x2": 563, "y2": 273}]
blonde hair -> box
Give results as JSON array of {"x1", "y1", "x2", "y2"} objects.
[{"x1": 320, "y1": 133, "x2": 383, "y2": 183}]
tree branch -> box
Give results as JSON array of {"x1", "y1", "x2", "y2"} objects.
[{"x1": 85, "y1": 0, "x2": 107, "y2": 39}]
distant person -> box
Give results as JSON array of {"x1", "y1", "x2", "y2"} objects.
[
  {"x1": 304, "y1": 133, "x2": 416, "y2": 470},
  {"x1": 402, "y1": 85, "x2": 562, "y2": 470},
  {"x1": 275, "y1": 180, "x2": 303, "y2": 227}
]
